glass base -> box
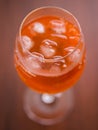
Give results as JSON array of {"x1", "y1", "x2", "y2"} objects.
[{"x1": 23, "y1": 88, "x2": 74, "y2": 125}]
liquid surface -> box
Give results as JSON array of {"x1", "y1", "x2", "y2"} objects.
[{"x1": 15, "y1": 15, "x2": 85, "y2": 94}]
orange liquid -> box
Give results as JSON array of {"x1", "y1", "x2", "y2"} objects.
[{"x1": 14, "y1": 16, "x2": 85, "y2": 94}]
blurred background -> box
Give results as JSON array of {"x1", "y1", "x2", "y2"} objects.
[{"x1": 0, "y1": 0, "x2": 98, "y2": 130}]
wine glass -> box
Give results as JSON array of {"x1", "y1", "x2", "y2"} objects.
[{"x1": 14, "y1": 6, "x2": 86, "y2": 125}]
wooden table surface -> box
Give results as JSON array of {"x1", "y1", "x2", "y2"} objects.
[{"x1": 0, "y1": 0, "x2": 98, "y2": 130}]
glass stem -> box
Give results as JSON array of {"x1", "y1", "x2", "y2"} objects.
[{"x1": 41, "y1": 93, "x2": 62, "y2": 104}]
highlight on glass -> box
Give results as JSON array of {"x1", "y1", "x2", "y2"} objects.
[{"x1": 14, "y1": 6, "x2": 86, "y2": 125}]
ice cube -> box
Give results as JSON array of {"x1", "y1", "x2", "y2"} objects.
[
  {"x1": 51, "y1": 33, "x2": 67, "y2": 40},
  {"x1": 72, "y1": 49, "x2": 80, "y2": 61},
  {"x1": 64, "y1": 47, "x2": 80, "y2": 62},
  {"x1": 49, "y1": 20, "x2": 66, "y2": 34},
  {"x1": 50, "y1": 63, "x2": 61, "y2": 73},
  {"x1": 26, "y1": 56, "x2": 40, "y2": 70},
  {"x1": 53, "y1": 56, "x2": 67, "y2": 68},
  {"x1": 68, "y1": 27, "x2": 79, "y2": 36},
  {"x1": 33, "y1": 22, "x2": 45, "y2": 33},
  {"x1": 25, "y1": 52, "x2": 44, "y2": 72},
  {"x1": 49, "y1": 56, "x2": 67, "y2": 74},
  {"x1": 64, "y1": 47, "x2": 75, "y2": 53},
  {"x1": 40, "y1": 39, "x2": 57, "y2": 58},
  {"x1": 40, "y1": 46, "x2": 55, "y2": 58},
  {"x1": 31, "y1": 52, "x2": 44, "y2": 62},
  {"x1": 53, "y1": 55, "x2": 65, "y2": 62},
  {"x1": 68, "y1": 36, "x2": 80, "y2": 45},
  {"x1": 43, "y1": 39, "x2": 57, "y2": 46},
  {"x1": 22, "y1": 36, "x2": 34, "y2": 50}
]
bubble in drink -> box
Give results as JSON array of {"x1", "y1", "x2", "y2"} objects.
[
  {"x1": 33, "y1": 22, "x2": 45, "y2": 33},
  {"x1": 40, "y1": 39, "x2": 57, "y2": 58},
  {"x1": 49, "y1": 20, "x2": 66, "y2": 34},
  {"x1": 22, "y1": 35, "x2": 34, "y2": 50}
]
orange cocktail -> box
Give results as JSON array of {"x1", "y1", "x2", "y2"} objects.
[{"x1": 14, "y1": 14, "x2": 85, "y2": 94}]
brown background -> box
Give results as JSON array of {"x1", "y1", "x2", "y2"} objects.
[{"x1": 0, "y1": 0, "x2": 97, "y2": 130}]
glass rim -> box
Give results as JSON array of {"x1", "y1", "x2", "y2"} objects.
[{"x1": 18, "y1": 6, "x2": 84, "y2": 62}]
